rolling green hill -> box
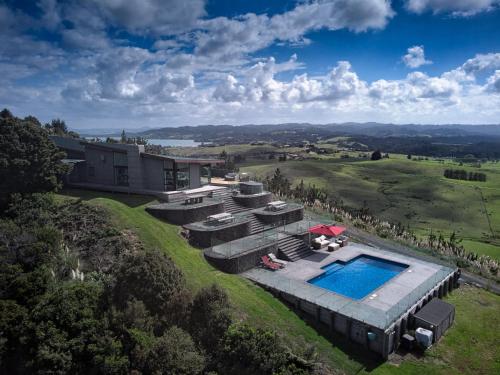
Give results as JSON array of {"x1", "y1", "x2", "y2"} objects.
[
  {"x1": 59, "y1": 190, "x2": 500, "y2": 375},
  {"x1": 241, "y1": 156, "x2": 500, "y2": 260}
]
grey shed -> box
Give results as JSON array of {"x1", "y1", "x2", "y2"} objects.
[{"x1": 412, "y1": 298, "x2": 455, "y2": 343}]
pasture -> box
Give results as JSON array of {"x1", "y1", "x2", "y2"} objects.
[{"x1": 241, "y1": 156, "x2": 500, "y2": 259}]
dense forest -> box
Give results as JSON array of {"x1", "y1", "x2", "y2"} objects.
[{"x1": 0, "y1": 110, "x2": 318, "y2": 374}]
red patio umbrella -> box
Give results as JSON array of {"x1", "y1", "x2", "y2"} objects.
[{"x1": 308, "y1": 224, "x2": 346, "y2": 237}]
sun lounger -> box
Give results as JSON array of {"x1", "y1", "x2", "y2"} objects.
[
  {"x1": 268, "y1": 253, "x2": 287, "y2": 266},
  {"x1": 261, "y1": 255, "x2": 281, "y2": 270}
]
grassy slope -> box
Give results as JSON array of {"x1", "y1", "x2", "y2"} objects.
[
  {"x1": 59, "y1": 190, "x2": 500, "y2": 375},
  {"x1": 241, "y1": 157, "x2": 500, "y2": 260},
  {"x1": 60, "y1": 190, "x2": 363, "y2": 374}
]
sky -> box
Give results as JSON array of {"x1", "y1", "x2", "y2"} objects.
[{"x1": 1, "y1": 0, "x2": 500, "y2": 129}]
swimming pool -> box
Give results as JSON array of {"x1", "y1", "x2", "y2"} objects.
[{"x1": 308, "y1": 255, "x2": 408, "y2": 300}]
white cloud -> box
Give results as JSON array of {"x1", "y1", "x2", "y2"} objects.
[
  {"x1": 402, "y1": 45, "x2": 432, "y2": 68},
  {"x1": 406, "y1": 0, "x2": 499, "y2": 16},
  {"x1": 194, "y1": 0, "x2": 394, "y2": 60},
  {"x1": 486, "y1": 70, "x2": 500, "y2": 92}
]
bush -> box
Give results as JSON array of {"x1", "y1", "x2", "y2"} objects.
[
  {"x1": 0, "y1": 112, "x2": 68, "y2": 209},
  {"x1": 370, "y1": 150, "x2": 382, "y2": 160},
  {"x1": 113, "y1": 250, "x2": 191, "y2": 329},
  {"x1": 189, "y1": 284, "x2": 232, "y2": 355},
  {"x1": 216, "y1": 325, "x2": 310, "y2": 375}
]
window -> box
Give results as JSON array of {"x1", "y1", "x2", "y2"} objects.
[
  {"x1": 113, "y1": 152, "x2": 128, "y2": 166},
  {"x1": 176, "y1": 163, "x2": 190, "y2": 190},
  {"x1": 201, "y1": 164, "x2": 211, "y2": 186},
  {"x1": 163, "y1": 168, "x2": 175, "y2": 191},
  {"x1": 114, "y1": 166, "x2": 129, "y2": 186}
]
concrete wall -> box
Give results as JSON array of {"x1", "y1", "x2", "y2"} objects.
[
  {"x1": 255, "y1": 269, "x2": 460, "y2": 359},
  {"x1": 146, "y1": 201, "x2": 224, "y2": 225},
  {"x1": 85, "y1": 148, "x2": 115, "y2": 185},
  {"x1": 204, "y1": 243, "x2": 278, "y2": 273},
  {"x1": 127, "y1": 146, "x2": 144, "y2": 190},
  {"x1": 255, "y1": 207, "x2": 304, "y2": 225},
  {"x1": 189, "y1": 164, "x2": 201, "y2": 189},
  {"x1": 188, "y1": 221, "x2": 251, "y2": 248},
  {"x1": 142, "y1": 157, "x2": 165, "y2": 191},
  {"x1": 233, "y1": 192, "x2": 272, "y2": 208}
]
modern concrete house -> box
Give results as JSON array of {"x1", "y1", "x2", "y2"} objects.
[{"x1": 51, "y1": 136, "x2": 224, "y2": 193}]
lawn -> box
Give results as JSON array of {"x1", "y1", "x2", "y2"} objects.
[
  {"x1": 241, "y1": 158, "x2": 500, "y2": 260},
  {"x1": 59, "y1": 189, "x2": 500, "y2": 375}
]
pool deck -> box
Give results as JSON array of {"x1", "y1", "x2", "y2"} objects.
[{"x1": 244, "y1": 242, "x2": 456, "y2": 330}]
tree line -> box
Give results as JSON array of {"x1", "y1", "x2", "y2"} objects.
[
  {"x1": 0, "y1": 110, "x2": 317, "y2": 374},
  {"x1": 443, "y1": 169, "x2": 487, "y2": 182}
]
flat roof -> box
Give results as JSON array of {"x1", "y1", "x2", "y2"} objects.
[
  {"x1": 141, "y1": 153, "x2": 224, "y2": 164},
  {"x1": 413, "y1": 298, "x2": 454, "y2": 325},
  {"x1": 50, "y1": 135, "x2": 85, "y2": 152}
]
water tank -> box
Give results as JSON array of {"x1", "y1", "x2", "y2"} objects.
[
  {"x1": 239, "y1": 181, "x2": 263, "y2": 195},
  {"x1": 415, "y1": 327, "x2": 433, "y2": 348}
]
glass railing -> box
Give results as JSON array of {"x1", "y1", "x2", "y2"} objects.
[{"x1": 210, "y1": 226, "x2": 280, "y2": 258}]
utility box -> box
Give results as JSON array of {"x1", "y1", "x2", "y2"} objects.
[
  {"x1": 412, "y1": 298, "x2": 455, "y2": 343},
  {"x1": 415, "y1": 327, "x2": 433, "y2": 348}
]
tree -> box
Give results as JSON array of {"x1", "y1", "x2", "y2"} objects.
[
  {"x1": 407, "y1": 154, "x2": 412, "y2": 160},
  {"x1": 216, "y1": 325, "x2": 308, "y2": 375},
  {"x1": 189, "y1": 284, "x2": 232, "y2": 354},
  {"x1": 0, "y1": 114, "x2": 68, "y2": 209},
  {"x1": 147, "y1": 327, "x2": 205, "y2": 375},
  {"x1": 112, "y1": 250, "x2": 191, "y2": 329},
  {"x1": 0, "y1": 108, "x2": 13, "y2": 119},
  {"x1": 45, "y1": 119, "x2": 68, "y2": 136},
  {"x1": 371, "y1": 150, "x2": 382, "y2": 160}
]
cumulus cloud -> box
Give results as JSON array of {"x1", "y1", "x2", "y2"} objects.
[
  {"x1": 214, "y1": 57, "x2": 365, "y2": 105},
  {"x1": 486, "y1": 70, "x2": 500, "y2": 92},
  {"x1": 194, "y1": 0, "x2": 394, "y2": 60},
  {"x1": 406, "y1": 0, "x2": 500, "y2": 16},
  {"x1": 402, "y1": 45, "x2": 432, "y2": 68},
  {"x1": 38, "y1": 0, "x2": 206, "y2": 36}
]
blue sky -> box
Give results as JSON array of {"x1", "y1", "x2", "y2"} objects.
[{"x1": 1, "y1": 0, "x2": 500, "y2": 128}]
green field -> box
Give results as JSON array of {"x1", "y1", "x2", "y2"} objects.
[
  {"x1": 60, "y1": 190, "x2": 500, "y2": 374},
  {"x1": 241, "y1": 157, "x2": 500, "y2": 260}
]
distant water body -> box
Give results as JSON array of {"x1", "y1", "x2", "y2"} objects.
[{"x1": 85, "y1": 137, "x2": 201, "y2": 147}]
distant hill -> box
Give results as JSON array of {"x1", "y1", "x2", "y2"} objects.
[{"x1": 128, "y1": 122, "x2": 500, "y2": 142}]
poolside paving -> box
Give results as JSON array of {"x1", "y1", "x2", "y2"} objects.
[{"x1": 244, "y1": 242, "x2": 456, "y2": 329}]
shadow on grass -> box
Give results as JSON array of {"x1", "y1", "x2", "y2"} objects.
[
  {"x1": 281, "y1": 299, "x2": 386, "y2": 372},
  {"x1": 60, "y1": 188, "x2": 156, "y2": 208}
]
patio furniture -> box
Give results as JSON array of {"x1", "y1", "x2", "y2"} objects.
[
  {"x1": 184, "y1": 194, "x2": 204, "y2": 205},
  {"x1": 313, "y1": 235, "x2": 330, "y2": 249},
  {"x1": 268, "y1": 253, "x2": 287, "y2": 266},
  {"x1": 206, "y1": 213, "x2": 234, "y2": 225},
  {"x1": 327, "y1": 242, "x2": 340, "y2": 252},
  {"x1": 261, "y1": 255, "x2": 281, "y2": 270}
]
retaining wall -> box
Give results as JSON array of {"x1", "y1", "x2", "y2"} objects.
[
  {"x1": 204, "y1": 242, "x2": 279, "y2": 273},
  {"x1": 259, "y1": 269, "x2": 460, "y2": 358},
  {"x1": 146, "y1": 201, "x2": 224, "y2": 225}
]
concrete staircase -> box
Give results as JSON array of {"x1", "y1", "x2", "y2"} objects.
[
  {"x1": 210, "y1": 189, "x2": 249, "y2": 214},
  {"x1": 278, "y1": 236, "x2": 313, "y2": 261},
  {"x1": 248, "y1": 214, "x2": 265, "y2": 235}
]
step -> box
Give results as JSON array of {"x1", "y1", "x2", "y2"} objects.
[{"x1": 278, "y1": 236, "x2": 313, "y2": 261}]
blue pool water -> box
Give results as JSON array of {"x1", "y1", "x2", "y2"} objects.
[{"x1": 308, "y1": 255, "x2": 408, "y2": 300}]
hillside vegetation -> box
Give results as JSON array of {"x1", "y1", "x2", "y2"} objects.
[
  {"x1": 241, "y1": 156, "x2": 500, "y2": 260},
  {"x1": 60, "y1": 189, "x2": 500, "y2": 375}
]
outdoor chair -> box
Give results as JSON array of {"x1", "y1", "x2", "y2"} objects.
[{"x1": 268, "y1": 253, "x2": 287, "y2": 266}]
